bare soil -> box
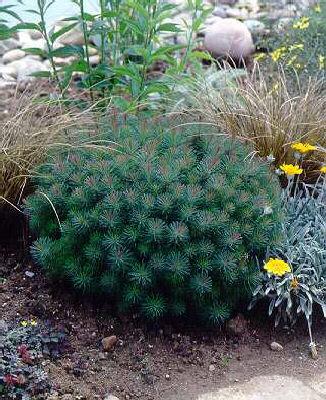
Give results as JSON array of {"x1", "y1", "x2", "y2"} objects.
[{"x1": 1, "y1": 248, "x2": 326, "y2": 400}]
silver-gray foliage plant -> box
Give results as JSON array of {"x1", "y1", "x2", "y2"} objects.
[{"x1": 251, "y1": 176, "x2": 326, "y2": 354}]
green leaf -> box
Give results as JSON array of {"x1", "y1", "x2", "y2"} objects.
[
  {"x1": 158, "y1": 23, "x2": 180, "y2": 32},
  {"x1": 189, "y1": 50, "x2": 213, "y2": 61},
  {"x1": 50, "y1": 22, "x2": 78, "y2": 44},
  {"x1": 23, "y1": 47, "x2": 47, "y2": 57},
  {"x1": 0, "y1": 5, "x2": 23, "y2": 22},
  {"x1": 50, "y1": 45, "x2": 84, "y2": 58},
  {"x1": 30, "y1": 70, "x2": 52, "y2": 78},
  {"x1": 0, "y1": 24, "x2": 15, "y2": 40},
  {"x1": 15, "y1": 22, "x2": 42, "y2": 32}
]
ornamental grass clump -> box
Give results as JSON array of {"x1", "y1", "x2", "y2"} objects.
[
  {"x1": 0, "y1": 86, "x2": 95, "y2": 207},
  {"x1": 175, "y1": 67, "x2": 326, "y2": 181},
  {"x1": 25, "y1": 119, "x2": 283, "y2": 323}
]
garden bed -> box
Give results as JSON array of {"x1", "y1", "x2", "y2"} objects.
[{"x1": 1, "y1": 248, "x2": 326, "y2": 400}]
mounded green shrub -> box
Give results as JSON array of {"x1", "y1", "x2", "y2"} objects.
[{"x1": 25, "y1": 120, "x2": 283, "y2": 323}]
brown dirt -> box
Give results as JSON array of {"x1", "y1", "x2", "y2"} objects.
[{"x1": 1, "y1": 248, "x2": 326, "y2": 400}]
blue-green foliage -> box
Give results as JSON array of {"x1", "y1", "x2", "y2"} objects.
[{"x1": 25, "y1": 120, "x2": 283, "y2": 323}]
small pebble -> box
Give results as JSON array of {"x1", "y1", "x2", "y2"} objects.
[{"x1": 270, "y1": 341, "x2": 284, "y2": 352}]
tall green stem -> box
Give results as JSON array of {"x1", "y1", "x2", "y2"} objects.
[
  {"x1": 78, "y1": 0, "x2": 94, "y2": 102},
  {"x1": 37, "y1": 0, "x2": 64, "y2": 94}
]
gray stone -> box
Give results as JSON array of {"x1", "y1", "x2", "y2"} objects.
[
  {"x1": 243, "y1": 19, "x2": 266, "y2": 34},
  {"x1": 218, "y1": 0, "x2": 237, "y2": 5},
  {"x1": 0, "y1": 38, "x2": 20, "y2": 56},
  {"x1": 0, "y1": 319, "x2": 8, "y2": 333},
  {"x1": 212, "y1": 6, "x2": 228, "y2": 18},
  {"x1": 104, "y1": 396, "x2": 120, "y2": 400},
  {"x1": 28, "y1": 29, "x2": 43, "y2": 40}
]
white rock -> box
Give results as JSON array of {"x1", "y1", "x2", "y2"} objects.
[
  {"x1": 0, "y1": 79, "x2": 16, "y2": 89},
  {"x1": 0, "y1": 38, "x2": 20, "y2": 56},
  {"x1": 204, "y1": 18, "x2": 254, "y2": 60},
  {"x1": 0, "y1": 64, "x2": 17, "y2": 80},
  {"x1": 18, "y1": 31, "x2": 33, "y2": 48},
  {"x1": 57, "y1": 23, "x2": 85, "y2": 46},
  {"x1": 89, "y1": 54, "x2": 100, "y2": 65},
  {"x1": 270, "y1": 341, "x2": 284, "y2": 352},
  {"x1": 238, "y1": 0, "x2": 260, "y2": 13},
  {"x1": 5, "y1": 57, "x2": 49, "y2": 82},
  {"x1": 53, "y1": 56, "x2": 76, "y2": 66},
  {"x1": 3, "y1": 49, "x2": 26, "y2": 64},
  {"x1": 22, "y1": 38, "x2": 47, "y2": 52},
  {"x1": 87, "y1": 46, "x2": 98, "y2": 56},
  {"x1": 104, "y1": 395, "x2": 120, "y2": 400}
]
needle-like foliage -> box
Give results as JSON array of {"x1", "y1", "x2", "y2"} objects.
[{"x1": 25, "y1": 119, "x2": 283, "y2": 323}]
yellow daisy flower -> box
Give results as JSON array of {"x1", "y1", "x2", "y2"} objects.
[
  {"x1": 320, "y1": 166, "x2": 326, "y2": 173},
  {"x1": 271, "y1": 47, "x2": 287, "y2": 62},
  {"x1": 264, "y1": 258, "x2": 291, "y2": 277},
  {"x1": 30, "y1": 319, "x2": 37, "y2": 326},
  {"x1": 21, "y1": 321, "x2": 28, "y2": 327},
  {"x1": 319, "y1": 55, "x2": 325, "y2": 70},
  {"x1": 291, "y1": 142, "x2": 317, "y2": 153},
  {"x1": 279, "y1": 163, "x2": 303, "y2": 175}
]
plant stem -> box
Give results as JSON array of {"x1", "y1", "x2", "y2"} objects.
[
  {"x1": 37, "y1": 0, "x2": 64, "y2": 95},
  {"x1": 78, "y1": 0, "x2": 94, "y2": 102}
]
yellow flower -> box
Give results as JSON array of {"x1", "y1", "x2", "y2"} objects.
[
  {"x1": 314, "y1": 4, "x2": 321, "y2": 13},
  {"x1": 271, "y1": 47, "x2": 287, "y2": 62},
  {"x1": 293, "y1": 16, "x2": 310, "y2": 30},
  {"x1": 279, "y1": 163, "x2": 303, "y2": 175},
  {"x1": 30, "y1": 319, "x2": 37, "y2": 326},
  {"x1": 290, "y1": 276, "x2": 299, "y2": 289},
  {"x1": 254, "y1": 53, "x2": 266, "y2": 62},
  {"x1": 264, "y1": 258, "x2": 291, "y2": 277},
  {"x1": 291, "y1": 142, "x2": 317, "y2": 153},
  {"x1": 319, "y1": 55, "x2": 325, "y2": 70},
  {"x1": 320, "y1": 166, "x2": 326, "y2": 173},
  {"x1": 21, "y1": 321, "x2": 28, "y2": 327},
  {"x1": 288, "y1": 43, "x2": 304, "y2": 52}
]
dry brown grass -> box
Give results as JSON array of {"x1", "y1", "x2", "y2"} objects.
[
  {"x1": 173, "y1": 66, "x2": 326, "y2": 177},
  {"x1": 0, "y1": 85, "x2": 97, "y2": 207}
]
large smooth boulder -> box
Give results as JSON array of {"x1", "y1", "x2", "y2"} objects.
[{"x1": 204, "y1": 17, "x2": 254, "y2": 60}]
